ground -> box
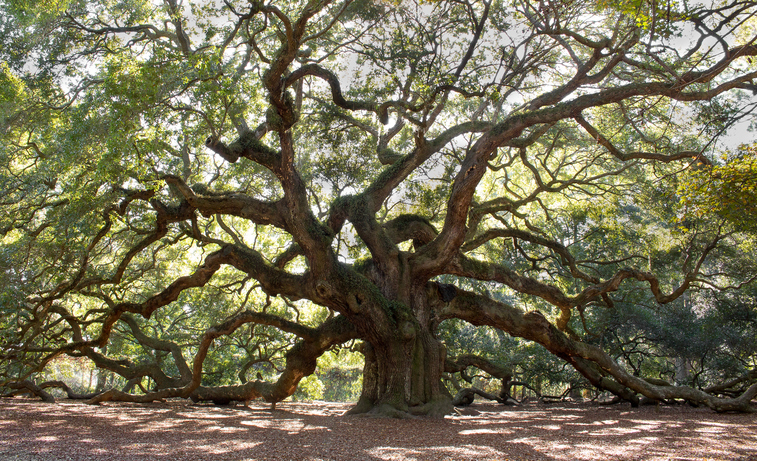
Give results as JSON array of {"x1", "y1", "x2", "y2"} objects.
[{"x1": 0, "y1": 398, "x2": 755, "y2": 460}]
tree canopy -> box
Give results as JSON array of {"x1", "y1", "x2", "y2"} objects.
[{"x1": 2, "y1": 0, "x2": 757, "y2": 416}]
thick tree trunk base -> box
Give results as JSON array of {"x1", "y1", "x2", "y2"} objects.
[
  {"x1": 409, "y1": 398, "x2": 454, "y2": 417},
  {"x1": 345, "y1": 396, "x2": 454, "y2": 418}
]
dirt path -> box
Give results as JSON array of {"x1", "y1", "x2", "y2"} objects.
[{"x1": 0, "y1": 398, "x2": 755, "y2": 460}]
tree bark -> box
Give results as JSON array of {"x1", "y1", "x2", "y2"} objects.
[
  {"x1": 347, "y1": 322, "x2": 453, "y2": 417},
  {"x1": 342, "y1": 276, "x2": 453, "y2": 417}
]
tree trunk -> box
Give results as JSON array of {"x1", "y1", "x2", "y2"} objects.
[
  {"x1": 675, "y1": 357, "x2": 691, "y2": 386},
  {"x1": 346, "y1": 286, "x2": 453, "y2": 417},
  {"x1": 349, "y1": 334, "x2": 453, "y2": 417}
]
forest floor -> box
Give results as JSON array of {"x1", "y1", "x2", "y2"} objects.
[{"x1": 0, "y1": 397, "x2": 755, "y2": 460}]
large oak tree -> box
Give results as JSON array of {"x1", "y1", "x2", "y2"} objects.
[{"x1": 2, "y1": 0, "x2": 757, "y2": 416}]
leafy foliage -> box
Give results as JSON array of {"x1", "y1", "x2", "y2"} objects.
[
  {"x1": 1, "y1": 0, "x2": 757, "y2": 415},
  {"x1": 680, "y1": 144, "x2": 757, "y2": 232}
]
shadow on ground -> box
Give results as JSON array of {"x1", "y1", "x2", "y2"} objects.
[{"x1": 0, "y1": 398, "x2": 755, "y2": 460}]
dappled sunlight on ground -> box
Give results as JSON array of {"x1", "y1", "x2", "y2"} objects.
[{"x1": 0, "y1": 399, "x2": 755, "y2": 460}]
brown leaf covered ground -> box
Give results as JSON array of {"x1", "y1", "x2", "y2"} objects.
[{"x1": 0, "y1": 398, "x2": 755, "y2": 460}]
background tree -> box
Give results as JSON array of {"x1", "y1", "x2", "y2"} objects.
[{"x1": 2, "y1": 0, "x2": 757, "y2": 416}]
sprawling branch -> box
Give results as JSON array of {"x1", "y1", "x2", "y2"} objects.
[
  {"x1": 3, "y1": 380, "x2": 56, "y2": 403},
  {"x1": 416, "y1": 44, "x2": 757, "y2": 277},
  {"x1": 120, "y1": 314, "x2": 192, "y2": 384},
  {"x1": 445, "y1": 354, "x2": 512, "y2": 381},
  {"x1": 88, "y1": 312, "x2": 358, "y2": 405},
  {"x1": 442, "y1": 288, "x2": 757, "y2": 412},
  {"x1": 38, "y1": 248, "x2": 231, "y2": 361},
  {"x1": 574, "y1": 114, "x2": 710, "y2": 163},
  {"x1": 462, "y1": 228, "x2": 599, "y2": 283},
  {"x1": 284, "y1": 64, "x2": 390, "y2": 123},
  {"x1": 164, "y1": 175, "x2": 289, "y2": 230},
  {"x1": 448, "y1": 252, "x2": 709, "y2": 333}
]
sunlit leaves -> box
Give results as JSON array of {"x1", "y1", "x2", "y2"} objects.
[
  {"x1": 596, "y1": 0, "x2": 687, "y2": 35},
  {"x1": 679, "y1": 144, "x2": 757, "y2": 232}
]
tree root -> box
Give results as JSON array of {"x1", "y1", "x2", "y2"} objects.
[
  {"x1": 453, "y1": 387, "x2": 511, "y2": 406},
  {"x1": 3, "y1": 380, "x2": 56, "y2": 403}
]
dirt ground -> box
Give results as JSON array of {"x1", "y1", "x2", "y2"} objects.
[{"x1": 0, "y1": 398, "x2": 755, "y2": 460}]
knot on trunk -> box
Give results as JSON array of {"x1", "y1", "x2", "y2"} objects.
[
  {"x1": 315, "y1": 280, "x2": 332, "y2": 298},
  {"x1": 400, "y1": 320, "x2": 416, "y2": 340},
  {"x1": 347, "y1": 292, "x2": 365, "y2": 313}
]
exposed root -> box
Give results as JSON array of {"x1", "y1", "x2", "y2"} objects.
[{"x1": 345, "y1": 398, "x2": 453, "y2": 419}]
